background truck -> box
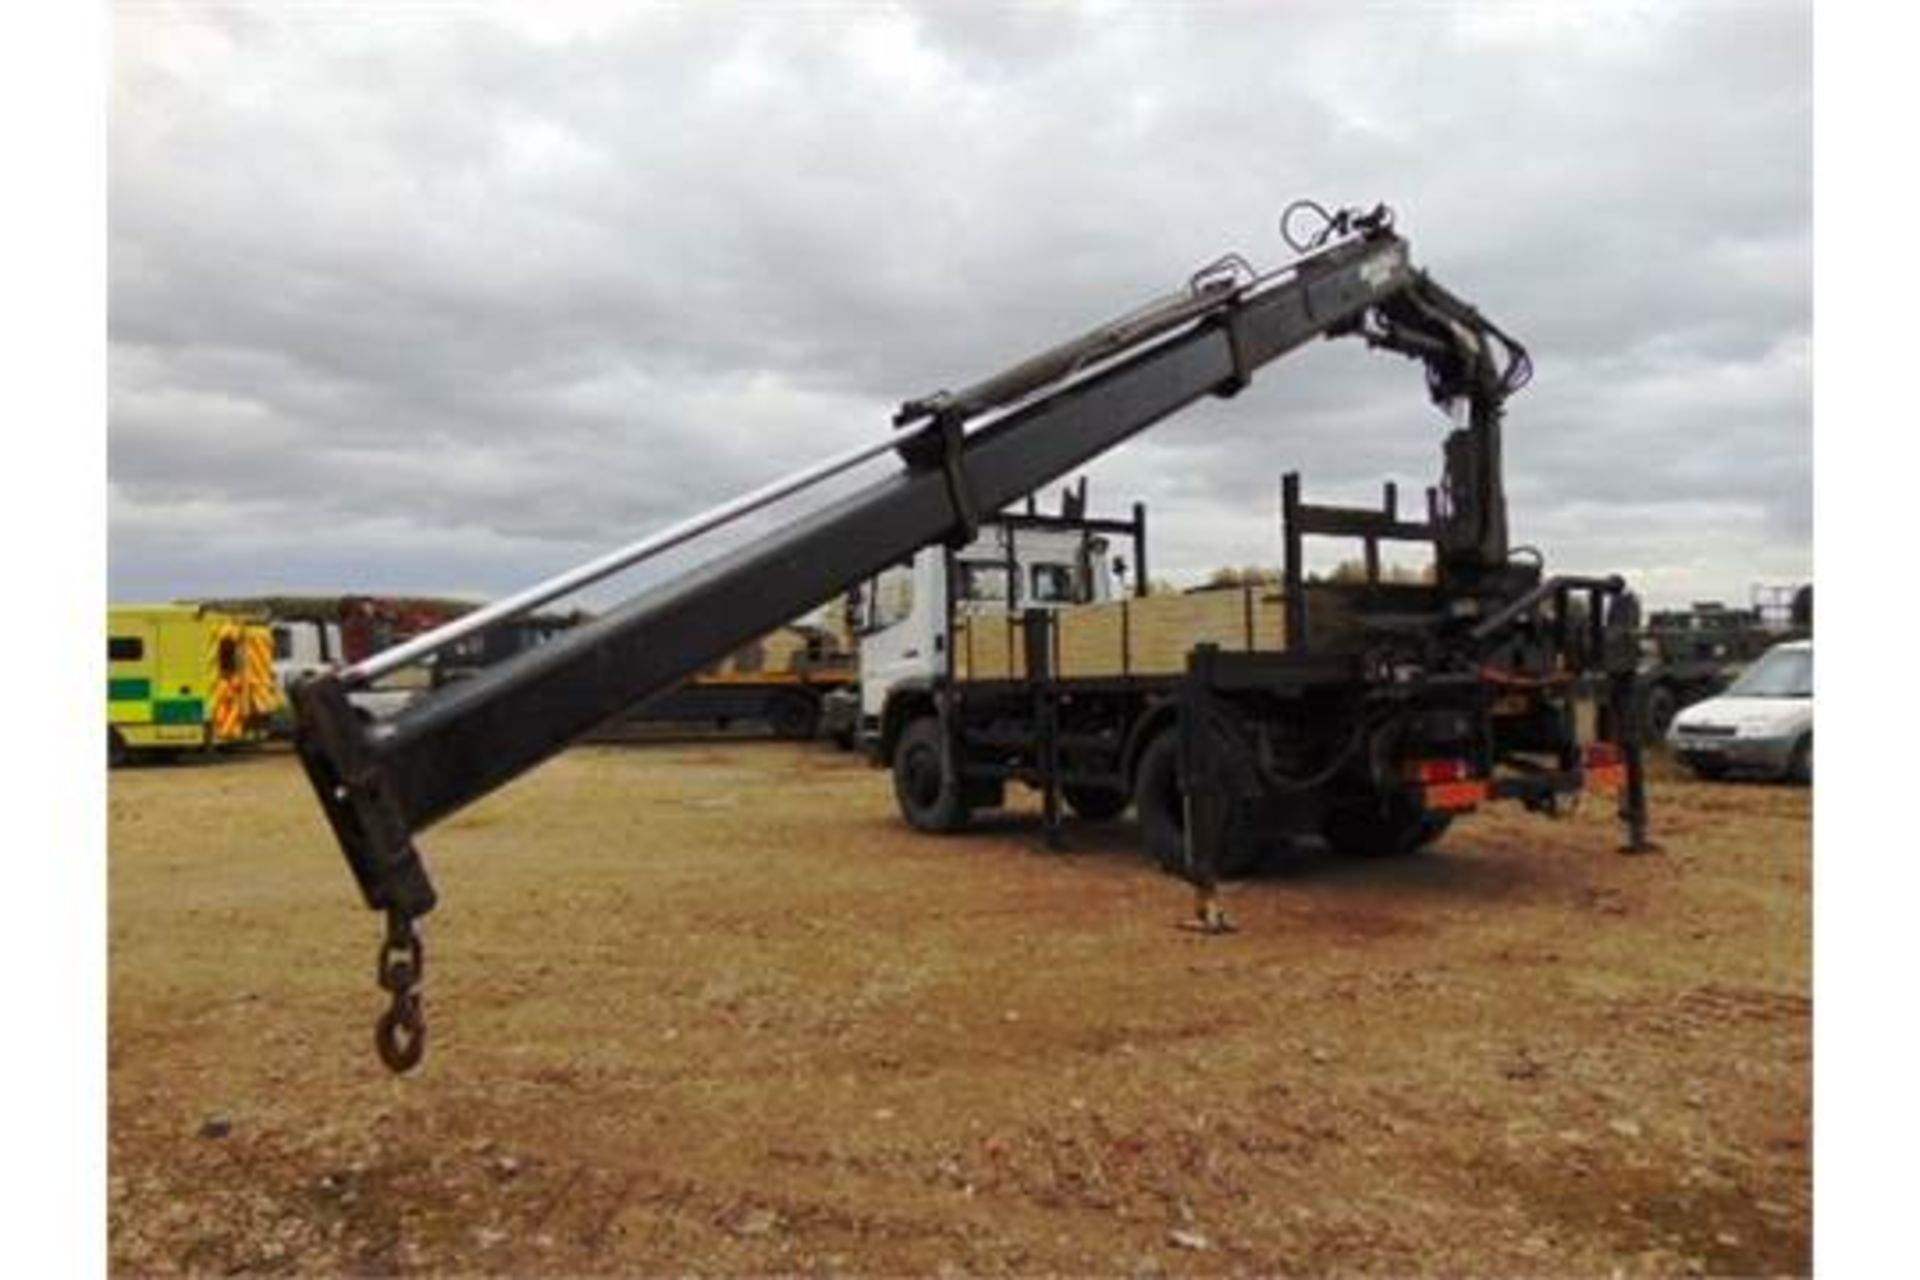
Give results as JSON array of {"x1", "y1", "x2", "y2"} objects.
[
  {"x1": 595, "y1": 617, "x2": 857, "y2": 742},
  {"x1": 107, "y1": 604, "x2": 283, "y2": 765},
  {"x1": 252, "y1": 595, "x2": 474, "y2": 727},
  {"x1": 426, "y1": 609, "x2": 587, "y2": 687},
  {"x1": 286, "y1": 203, "x2": 1652, "y2": 1072}
]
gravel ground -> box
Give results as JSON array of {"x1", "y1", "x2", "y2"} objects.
[{"x1": 109, "y1": 741, "x2": 1810, "y2": 1275}]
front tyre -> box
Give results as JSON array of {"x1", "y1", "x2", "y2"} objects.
[{"x1": 892, "y1": 716, "x2": 972, "y2": 833}]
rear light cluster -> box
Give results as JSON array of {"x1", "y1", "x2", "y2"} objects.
[
  {"x1": 1406, "y1": 758, "x2": 1484, "y2": 812},
  {"x1": 1584, "y1": 741, "x2": 1626, "y2": 794},
  {"x1": 1407, "y1": 757, "x2": 1473, "y2": 784}
]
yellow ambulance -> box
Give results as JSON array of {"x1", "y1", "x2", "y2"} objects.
[{"x1": 107, "y1": 604, "x2": 284, "y2": 765}]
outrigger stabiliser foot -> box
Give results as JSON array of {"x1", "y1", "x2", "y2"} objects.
[{"x1": 1179, "y1": 884, "x2": 1239, "y2": 935}]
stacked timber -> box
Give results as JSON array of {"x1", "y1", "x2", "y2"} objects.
[{"x1": 952, "y1": 585, "x2": 1359, "y2": 681}]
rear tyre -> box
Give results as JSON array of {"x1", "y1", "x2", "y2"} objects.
[
  {"x1": 1134, "y1": 732, "x2": 1187, "y2": 874},
  {"x1": 1131, "y1": 731, "x2": 1261, "y2": 878},
  {"x1": 892, "y1": 716, "x2": 972, "y2": 833},
  {"x1": 1062, "y1": 784, "x2": 1128, "y2": 822},
  {"x1": 108, "y1": 728, "x2": 129, "y2": 769}
]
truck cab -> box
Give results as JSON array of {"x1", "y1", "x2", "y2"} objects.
[
  {"x1": 271, "y1": 616, "x2": 429, "y2": 723},
  {"x1": 271, "y1": 617, "x2": 343, "y2": 691},
  {"x1": 851, "y1": 512, "x2": 1127, "y2": 752}
]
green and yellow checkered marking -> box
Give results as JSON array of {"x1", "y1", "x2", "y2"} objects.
[{"x1": 107, "y1": 679, "x2": 202, "y2": 726}]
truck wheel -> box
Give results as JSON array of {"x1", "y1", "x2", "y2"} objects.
[
  {"x1": 108, "y1": 728, "x2": 129, "y2": 769},
  {"x1": 1325, "y1": 795, "x2": 1449, "y2": 858},
  {"x1": 1132, "y1": 732, "x2": 1261, "y2": 878},
  {"x1": 769, "y1": 692, "x2": 821, "y2": 740},
  {"x1": 892, "y1": 717, "x2": 971, "y2": 833},
  {"x1": 1063, "y1": 784, "x2": 1128, "y2": 822},
  {"x1": 1788, "y1": 734, "x2": 1811, "y2": 785}
]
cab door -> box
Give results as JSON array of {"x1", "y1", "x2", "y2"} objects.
[
  {"x1": 856, "y1": 555, "x2": 940, "y2": 724},
  {"x1": 149, "y1": 618, "x2": 212, "y2": 742}
]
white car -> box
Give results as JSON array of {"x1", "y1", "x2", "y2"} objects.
[{"x1": 1666, "y1": 639, "x2": 1812, "y2": 782}]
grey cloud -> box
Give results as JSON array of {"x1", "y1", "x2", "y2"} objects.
[{"x1": 109, "y1": 2, "x2": 1810, "y2": 610}]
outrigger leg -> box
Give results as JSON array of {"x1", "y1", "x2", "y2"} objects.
[
  {"x1": 1177, "y1": 650, "x2": 1237, "y2": 934},
  {"x1": 1610, "y1": 662, "x2": 1657, "y2": 855}
]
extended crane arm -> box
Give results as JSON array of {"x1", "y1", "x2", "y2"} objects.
[{"x1": 292, "y1": 207, "x2": 1525, "y2": 1070}]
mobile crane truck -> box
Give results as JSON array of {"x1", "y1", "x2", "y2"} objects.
[{"x1": 291, "y1": 202, "x2": 1651, "y2": 1072}]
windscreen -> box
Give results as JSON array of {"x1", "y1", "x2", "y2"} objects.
[{"x1": 1725, "y1": 648, "x2": 1811, "y2": 698}]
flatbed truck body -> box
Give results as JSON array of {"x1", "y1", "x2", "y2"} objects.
[{"x1": 860, "y1": 486, "x2": 1633, "y2": 874}]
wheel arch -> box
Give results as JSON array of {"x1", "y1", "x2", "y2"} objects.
[{"x1": 878, "y1": 681, "x2": 940, "y2": 764}]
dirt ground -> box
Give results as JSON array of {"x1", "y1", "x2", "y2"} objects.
[{"x1": 108, "y1": 741, "x2": 1810, "y2": 1276}]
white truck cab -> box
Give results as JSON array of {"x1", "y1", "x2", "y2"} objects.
[
  {"x1": 271, "y1": 617, "x2": 423, "y2": 723},
  {"x1": 851, "y1": 518, "x2": 1125, "y2": 744},
  {"x1": 271, "y1": 618, "x2": 344, "y2": 693}
]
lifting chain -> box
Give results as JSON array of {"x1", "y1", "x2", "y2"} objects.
[{"x1": 373, "y1": 911, "x2": 426, "y2": 1073}]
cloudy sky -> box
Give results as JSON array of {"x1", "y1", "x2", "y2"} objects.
[{"x1": 108, "y1": 1, "x2": 1811, "y2": 612}]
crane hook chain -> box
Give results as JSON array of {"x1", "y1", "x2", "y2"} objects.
[{"x1": 374, "y1": 910, "x2": 426, "y2": 1073}]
